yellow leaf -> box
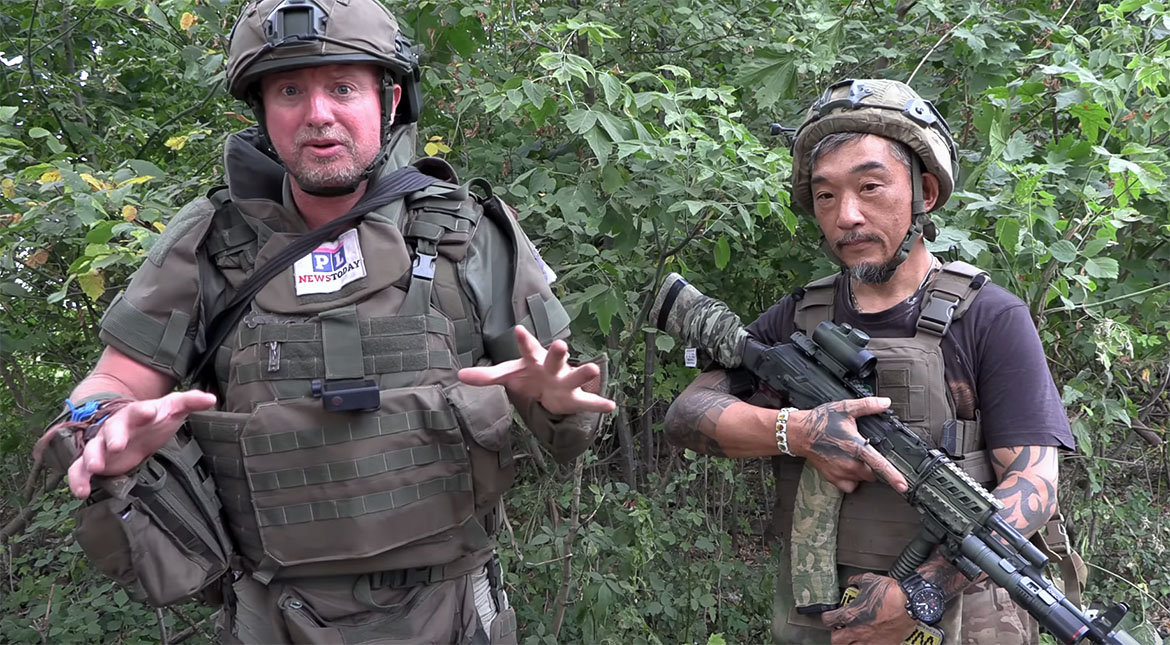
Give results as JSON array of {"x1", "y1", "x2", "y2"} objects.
[
  {"x1": 180, "y1": 12, "x2": 197, "y2": 30},
  {"x1": 26, "y1": 248, "x2": 48, "y2": 268},
  {"x1": 122, "y1": 205, "x2": 138, "y2": 221},
  {"x1": 80, "y1": 173, "x2": 105, "y2": 191},
  {"x1": 78, "y1": 271, "x2": 105, "y2": 300},
  {"x1": 1, "y1": 178, "x2": 13, "y2": 198},
  {"x1": 116, "y1": 175, "x2": 155, "y2": 188},
  {"x1": 153, "y1": 221, "x2": 166, "y2": 232},
  {"x1": 424, "y1": 142, "x2": 440, "y2": 156},
  {"x1": 165, "y1": 135, "x2": 189, "y2": 151},
  {"x1": 1141, "y1": 368, "x2": 1150, "y2": 383},
  {"x1": 38, "y1": 169, "x2": 62, "y2": 184}
]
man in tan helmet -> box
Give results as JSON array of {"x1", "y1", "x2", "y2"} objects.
[
  {"x1": 665, "y1": 79, "x2": 1076, "y2": 644},
  {"x1": 33, "y1": 0, "x2": 614, "y2": 642}
]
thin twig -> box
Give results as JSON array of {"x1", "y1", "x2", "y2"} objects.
[
  {"x1": 906, "y1": 13, "x2": 972, "y2": 85},
  {"x1": 132, "y1": 79, "x2": 226, "y2": 160},
  {"x1": 1042, "y1": 282, "x2": 1170, "y2": 315},
  {"x1": 550, "y1": 456, "x2": 584, "y2": 637}
]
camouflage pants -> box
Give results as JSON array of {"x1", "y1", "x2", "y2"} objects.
[
  {"x1": 771, "y1": 546, "x2": 1039, "y2": 645},
  {"x1": 215, "y1": 561, "x2": 517, "y2": 644}
]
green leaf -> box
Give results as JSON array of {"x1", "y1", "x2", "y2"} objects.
[
  {"x1": 1083, "y1": 257, "x2": 1119, "y2": 280},
  {"x1": 595, "y1": 111, "x2": 630, "y2": 142},
  {"x1": 598, "y1": 73, "x2": 623, "y2": 107},
  {"x1": 655, "y1": 334, "x2": 675, "y2": 352},
  {"x1": 143, "y1": 1, "x2": 170, "y2": 28},
  {"x1": 564, "y1": 109, "x2": 598, "y2": 135},
  {"x1": 714, "y1": 236, "x2": 730, "y2": 269},
  {"x1": 28, "y1": 127, "x2": 51, "y2": 139},
  {"x1": 995, "y1": 217, "x2": 1019, "y2": 256},
  {"x1": 0, "y1": 106, "x2": 17, "y2": 122},
  {"x1": 1049, "y1": 240, "x2": 1077, "y2": 263},
  {"x1": 521, "y1": 80, "x2": 546, "y2": 108},
  {"x1": 738, "y1": 59, "x2": 795, "y2": 108},
  {"x1": 582, "y1": 126, "x2": 611, "y2": 164},
  {"x1": 591, "y1": 290, "x2": 621, "y2": 335},
  {"x1": 1067, "y1": 102, "x2": 1110, "y2": 143},
  {"x1": 707, "y1": 635, "x2": 728, "y2": 645}
]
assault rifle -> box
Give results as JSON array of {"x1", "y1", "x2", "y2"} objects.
[{"x1": 650, "y1": 273, "x2": 1138, "y2": 645}]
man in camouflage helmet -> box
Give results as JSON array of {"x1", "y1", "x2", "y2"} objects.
[
  {"x1": 665, "y1": 79, "x2": 1075, "y2": 644},
  {"x1": 35, "y1": 0, "x2": 614, "y2": 642}
]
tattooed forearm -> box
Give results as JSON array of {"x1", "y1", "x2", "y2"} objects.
[
  {"x1": 664, "y1": 370, "x2": 736, "y2": 457},
  {"x1": 917, "y1": 445, "x2": 1060, "y2": 600},
  {"x1": 919, "y1": 552, "x2": 974, "y2": 602},
  {"x1": 990, "y1": 445, "x2": 1059, "y2": 536}
]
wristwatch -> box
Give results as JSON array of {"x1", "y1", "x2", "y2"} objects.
[{"x1": 898, "y1": 573, "x2": 945, "y2": 625}]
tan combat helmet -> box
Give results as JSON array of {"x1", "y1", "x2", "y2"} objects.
[
  {"x1": 227, "y1": 0, "x2": 421, "y2": 124},
  {"x1": 790, "y1": 79, "x2": 960, "y2": 264}
]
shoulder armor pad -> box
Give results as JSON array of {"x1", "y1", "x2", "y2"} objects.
[{"x1": 148, "y1": 197, "x2": 216, "y2": 267}]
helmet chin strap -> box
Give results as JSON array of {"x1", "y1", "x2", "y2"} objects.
[{"x1": 820, "y1": 155, "x2": 938, "y2": 269}]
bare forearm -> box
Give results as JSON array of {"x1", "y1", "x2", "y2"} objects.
[
  {"x1": 71, "y1": 346, "x2": 176, "y2": 403},
  {"x1": 919, "y1": 445, "x2": 1060, "y2": 600},
  {"x1": 663, "y1": 370, "x2": 779, "y2": 458}
]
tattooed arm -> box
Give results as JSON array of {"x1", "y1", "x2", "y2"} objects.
[
  {"x1": 663, "y1": 369, "x2": 772, "y2": 458},
  {"x1": 664, "y1": 371, "x2": 907, "y2": 492},
  {"x1": 820, "y1": 445, "x2": 1061, "y2": 644},
  {"x1": 915, "y1": 445, "x2": 1061, "y2": 599}
]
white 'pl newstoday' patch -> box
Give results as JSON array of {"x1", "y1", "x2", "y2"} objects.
[{"x1": 293, "y1": 228, "x2": 366, "y2": 296}]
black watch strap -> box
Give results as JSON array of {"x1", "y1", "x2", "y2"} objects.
[{"x1": 899, "y1": 572, "x2": 945, "y2": 625}]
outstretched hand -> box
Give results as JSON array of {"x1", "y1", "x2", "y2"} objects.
[
  {"x1": 458, "y1": 326, "x2": 615, "y2": 415},
  {"x1": 36, "y1": 390, "x2": 218, "y2": 499}
]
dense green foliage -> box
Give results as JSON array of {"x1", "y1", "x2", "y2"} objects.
[{"x1": 1, "y1": 0, "x2": 1167, "y2": 642}]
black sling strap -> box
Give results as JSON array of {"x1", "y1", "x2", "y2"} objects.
[{"x1": 187, "y1": 166, "x2": 438, "y2": 386}]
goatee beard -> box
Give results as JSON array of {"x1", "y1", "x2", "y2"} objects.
[
  {"x1": 835, "y1": 231, "x2": 900, "y2": 284},
  {"x1": 848, "y1": 258, "x2": 900, "y2": 285},
  {"x1": 288, "y1": 127, "x2": 366, "y2": 192}
]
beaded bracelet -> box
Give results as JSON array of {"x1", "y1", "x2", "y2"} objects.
[{"x1": 775, "y1": 407, "x2": 797, "y2": 456}]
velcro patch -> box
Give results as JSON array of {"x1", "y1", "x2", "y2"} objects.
[{"x1": 293, "y1": 228, "x2": 366, "y2": 296}]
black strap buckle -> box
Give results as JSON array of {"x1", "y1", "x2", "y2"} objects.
[{"x1": 918, "y1": 292, "x2": 959, "y2": 336}]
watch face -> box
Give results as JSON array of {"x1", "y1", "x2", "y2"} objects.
[{"x1": 909, "y1": 588, "x2": 946, "y2": 624}]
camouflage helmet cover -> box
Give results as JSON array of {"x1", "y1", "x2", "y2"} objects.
[
  {"x1": 226, "y1": 0, "x2": 412, "y2": 100},
  {"x1": 790, "y1": 79, "x2": 959, "y2": 215}
]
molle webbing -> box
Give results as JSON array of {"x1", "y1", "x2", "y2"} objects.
[
  {"x1": 235, "y1": 351, "x2": 454, "y2": 384},
  {"x1": 246, "y1": 443, "x2": 467, "y2": 492},
  {"x1": 237, "y1": 409, "x2": 458, "y2": 456},
  {"x1": 256, "y1": 473, "x2": 472, "y2": 527},
  {"x1": 237, "y1": 313, "x2": 451, "y2": 346}
]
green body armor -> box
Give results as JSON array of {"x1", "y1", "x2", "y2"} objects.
[{"x1": 183, "y1": 159, "x2": 567, "y2": 584}]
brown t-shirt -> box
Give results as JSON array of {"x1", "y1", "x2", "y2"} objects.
[{"x1": 745, "y1": 273, "x2": 1074, "y2": 450}]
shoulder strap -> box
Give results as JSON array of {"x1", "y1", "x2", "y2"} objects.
[
  {"x1": 916, "y1": 260, "x2": 989, "y2": 337},
  {"x1": 793, "y1": 273, "x2": 839, "y2": 334},
  {"x1": 185, "y1": 167, "x2": 438, "y2": 386}
]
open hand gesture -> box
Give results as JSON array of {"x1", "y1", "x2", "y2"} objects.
[{"x1": 458, "y1": 326, "x2": 615, "y2": 415}]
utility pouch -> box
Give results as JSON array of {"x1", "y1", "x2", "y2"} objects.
[
  {"x1": 443, "y1": 382, "x2": 515, "y2": 515},
  {"x1": 72, "y1": 433, "x2": 232, "y2": 607}
]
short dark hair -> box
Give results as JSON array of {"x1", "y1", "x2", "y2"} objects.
[{"x1": 807, "y1": 131, "x2": 914, "y2": 173}]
